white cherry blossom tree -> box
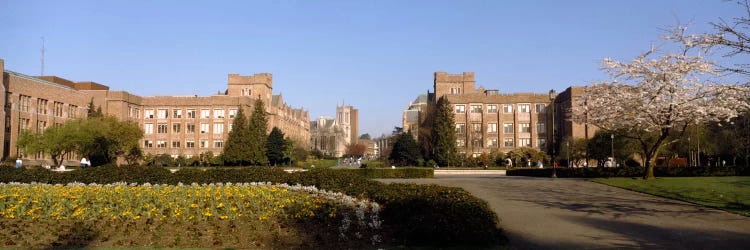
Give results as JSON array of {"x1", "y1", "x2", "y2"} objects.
[{"x1": 574, "y1": 28, "x2": 750, "y2": 179}]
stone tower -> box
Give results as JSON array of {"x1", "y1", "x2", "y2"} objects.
[
  {"x1": 433, "y1": 71, "x2": 476, "y2": 100},
  {"x1": 336, "y1": 105, "x2": 358, "y2": 148},
  {"x1": 227, "y1": 73, "x2": 273, "y2": 104}
]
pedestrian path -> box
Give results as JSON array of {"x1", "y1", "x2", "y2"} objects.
[{"x1": 381, "y1": 176, "x2": 750, "y2": 249}]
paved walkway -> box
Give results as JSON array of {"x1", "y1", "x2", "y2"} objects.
[{"x1": 381, "y1": 176, "x2": 750, "y2": 249}]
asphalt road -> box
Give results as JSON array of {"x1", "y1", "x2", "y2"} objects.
[{"x1": 381, "y1": 176, "x2": 750, "y2": 249}]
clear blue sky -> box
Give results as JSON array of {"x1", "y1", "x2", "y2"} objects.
[{"x1": 0, "y1": 0, "x2": 744, "y2": 137}]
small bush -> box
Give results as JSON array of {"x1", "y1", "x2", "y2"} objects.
[
  {"x1": 371, "y1": 183, "x2": 505, "y2": 246},
  {"x1": 337, "y1": 168, "x2": 433, "y2": 179}
]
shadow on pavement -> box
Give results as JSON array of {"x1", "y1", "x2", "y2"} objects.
[{"x1": 560, "y1": 215, "x2": 750, "y2": 250}]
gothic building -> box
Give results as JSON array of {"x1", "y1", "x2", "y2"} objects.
[{"x1": 309, "y1": 105, "x2": 359, "y2": 157}]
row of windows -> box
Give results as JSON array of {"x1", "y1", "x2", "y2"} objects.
[
  {"x1": 456, "y1": 138, "x2": 546, "y2": 148},
  {"x1": 18, "y1": 119, "x2": 51, "y2": 132},
  {"x1": 144, "y1": 122, "x2": 231, "y2": 135},
  {"x1": 455, "y1": 103, "x2": 546, "y2": 114},
  {"x1": 144, "y1": 139, "x2": 224, "y2": 149},
  {"x1": 456, "y1": 122, "x2": 545, "y2": 134},
  {"x1": 17, "y1": 95, "x2": 75, "y2": 118},
  {"x1": 144, "y1": 108, "x2": 238, "y2": 119}
]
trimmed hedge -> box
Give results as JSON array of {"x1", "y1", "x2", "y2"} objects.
[
  {"x1": 338, "y1": 168, "x2": 434, "y2": 179},
  {"x1": 507, "y1": 166, "x2": 750, "y2": 178},
  {"x1": 371, "y1": 183, "x2": 503, "y2": 245},
  {"x1": 0, "y1": 165, "x2": 504, "y2": 247}
]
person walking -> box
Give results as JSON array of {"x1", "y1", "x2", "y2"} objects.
[
  {"x1": 80, "y1": 157, "x2": 88, "y2": 168},
  {"x1": 15, "y1": 158, "x2": 22, "y2": 168}
]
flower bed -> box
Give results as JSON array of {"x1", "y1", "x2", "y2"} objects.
[
  {"x1": 0, "y1": 182, "x2": 381, "y2": 248},
  {"x1": 0, "y1": 166, "x2": 506, "y2": 247}
]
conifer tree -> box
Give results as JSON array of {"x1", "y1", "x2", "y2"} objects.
[
  {"x1": 389, "y1": 131, "x2": 421, "y2": 166},
  {"x1": 431, "y1": 96, "x2": 458, "y2": 166},
  {"x1": 222, "y1": 107, "x2": 251, "y2": 166},
  {"x1": 266, "y1": 127, "x2": 286, "y2": 166},
  {"x1": 248, "y1": 99, "x2": 269, "y2": 166},
  {"x1": 87, "y1": 98, "x2": 103, "y2": 118}
]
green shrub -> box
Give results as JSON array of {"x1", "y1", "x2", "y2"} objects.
[
  {"x1": 426, "y1": 160, "x2": 437, "y2": 168},
  {"x1": 371, "y1": 183, "x2": 505, "y2": 246},
  {"x1": 150, "y1": 154, "x2": 175, "y2": 167},
  {"x1": 336, "y1": 168, "x2": 433, "y2": 179}
]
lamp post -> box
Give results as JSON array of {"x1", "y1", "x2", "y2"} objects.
[
  {"x1": 688, "y1": 137, "x2": 693, "y2": 167},
  {"x1": 566, "y1": 141, "x2": 570, "y2": 168},
  {"x1": 610, "y1": 134, "x2": 615, "y2": 167},
  {"x1": 549, "y1": 89, "x2": 557, "y2": 178}
]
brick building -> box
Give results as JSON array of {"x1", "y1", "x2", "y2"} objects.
[
  {"x1": 405, "y1": 71, "x2": 594, "y2": 158},
  {"x1": 1, "y1": 58, "x2": 310, "y2": 163},
  {"x1": 309, "y1": 105, "x2": 359, "y2": 157}
]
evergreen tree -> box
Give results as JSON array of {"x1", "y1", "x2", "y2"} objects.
[
  {"x1": 248, "y1": 99, "x2": 269, "y2": 166},
  {"x1": 389, "y1": 131, "x2": 421, "y2": 166},
  {"x1": 222, "y1": 107, "x2": 252, "y2": 166},
  {"x1": 431, "y1": 96, "x2": 458, "y2": 166},
  {"x1": 266, "y1": 127, "x2": 286, "y2": 166},
  {"x1": 87, "y1": 98, "x2": 103, "y2": 118}
]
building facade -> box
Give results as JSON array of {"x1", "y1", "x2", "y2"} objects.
[
  {"x1": 1, "y1": 59, "x2": 310, "y2": 163},
  {"x1": 405, "y1": 71, "x2": 594, "y2": 157},
  {"x1": 358, "y1": 139, "x2": 379, "y2": 158},
  {"x1": 309, "y1": 105, "x2": 359, "y2": 157},
  {"x1": 402, "y1": 93, "x2": 429, "y2": 136}
]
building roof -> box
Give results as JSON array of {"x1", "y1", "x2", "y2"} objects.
[
  {"x1": 310, "y1": 117, "x2": 336, "y2": 129},
  {"x1": 413, "y1": 94, "x2": 428, "y2": 104},
  {"x1": 4, "y1": 71, "x2": 76, "y2": 90}
]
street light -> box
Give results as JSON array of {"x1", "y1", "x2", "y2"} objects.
[
  {"x1": 688, "y1": 136, "x2": 693, "y2": 167},
  {"x1": 566, "y1": 141, "x2": 570, "y2": 168},
  {"x1": 549, "y1": 89, "x2": 557, "y2": 178},
  {"x1": 610, "y1": 134, "x2": 615, "y2": 167}
]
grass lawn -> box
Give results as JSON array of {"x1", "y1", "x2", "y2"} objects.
[{"x1": 593, "y1": 177, "x2": 750, "y2": 217}]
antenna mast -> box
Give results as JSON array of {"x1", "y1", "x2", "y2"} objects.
[{"x1": 40, "y1": 37, "x2": 45, "y2": 76}]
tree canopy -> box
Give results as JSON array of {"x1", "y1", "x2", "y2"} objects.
[
  {"x1": 506, "y1": 147, "x2": 548, "y2": 168},
  {"x1": 18, "y1": 116, "x2": 143, "y2": 166},
  {"x1": 359, "y1": 133, "x2": 371, "y2": 140},
  {"x1": 345, "y1": 143, "x2": 367, "y2": 157},
  {"x1": 389, "y1": 131, "x2": 421, "y2": 166},
  {"x1": 587, "y1": 130, "x2": 638, "y2": 167},
  {"x1": 574, "y1": 28, "x2": 750, "y2": 179}
]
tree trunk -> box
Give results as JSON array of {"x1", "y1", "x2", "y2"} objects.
[
  {"x1": 51, "y1": 153, "x2": 60, "y2": 167},
  {"x1": 643, "y1": 152, "x2": 656, "y2": 180}
]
